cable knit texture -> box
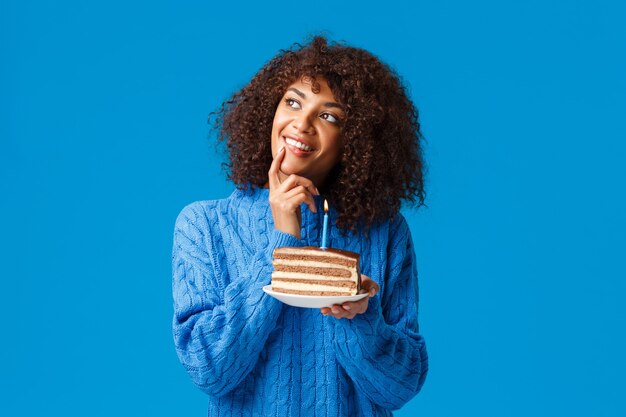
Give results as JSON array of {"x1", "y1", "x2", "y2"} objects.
[{"x1": 172, "y1": 187, "x2": 428, "y2": 416}]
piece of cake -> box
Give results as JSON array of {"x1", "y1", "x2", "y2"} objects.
[{"x1": 271, "y1": 246, "x2": 361, "y2": 296}]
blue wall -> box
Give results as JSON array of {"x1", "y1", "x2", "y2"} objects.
[{"x1": 2, "y1": 1, "x2": 625, "y2": 415}]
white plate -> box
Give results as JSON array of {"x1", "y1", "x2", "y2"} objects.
[{"x1": 262, "y1": 285, "x2": 368, "y2": 309}]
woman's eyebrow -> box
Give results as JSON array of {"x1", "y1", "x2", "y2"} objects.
[
  {"x1": 287, "y1": 87, "x2": 344, "y2": 110},
  {"x1": 288, "y1": 87, "x2": 306, "y2": 99},
  {"x1": 323, "y1": 102, "x2": 344, "y2": 110}
]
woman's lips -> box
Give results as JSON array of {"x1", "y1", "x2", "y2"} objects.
[{"x1": 282, "y1": 136, "x2": 314, "y2": 157}]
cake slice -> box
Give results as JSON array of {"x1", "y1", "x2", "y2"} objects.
[{"x1": 271, "y1": 246, "x2": 361, "y2": 296}]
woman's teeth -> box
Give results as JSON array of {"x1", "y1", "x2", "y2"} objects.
[{"x1": 285, "y1": 137, "x2": 312, "y2": 152}]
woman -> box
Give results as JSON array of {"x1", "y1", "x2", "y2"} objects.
[{"x1": 172, "y1": 36, "x2": 428, "y2": 416}]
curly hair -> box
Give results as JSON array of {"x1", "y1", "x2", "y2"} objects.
[{"x1": 209, "y1": 35, "x2": 426, "y2": 233}]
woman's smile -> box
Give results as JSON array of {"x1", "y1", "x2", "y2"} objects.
[{"x1": 282, "y1": 135, "x2": 315, "y2": 155}]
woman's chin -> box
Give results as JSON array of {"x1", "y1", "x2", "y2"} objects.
[{"x1": 279, "y1": 162, "x2": 308, "y2": 178}]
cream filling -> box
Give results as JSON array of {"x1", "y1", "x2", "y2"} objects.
[
  {"x1": 273, "y1": 259, "x2": 353, "y2": 269},
  {"x1": 274, "y1": 248, "x2": 355, "y2": 261},
  {"x1": 271, "y1": 281, "x2": 355, "y2": 294},
  {"x1": 272, "y1": 271, "x2": 358, "y2": 281}
]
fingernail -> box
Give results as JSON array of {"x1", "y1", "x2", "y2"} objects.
[
  {"x1": 332, "y1": 307, "x2": 340, "y2": 314},
  {"x1": 278, "y1": 146, "x2": 285, "y2": 154},
  {"x1": 343, "y1": 304, "x2": 351, "y2": 311}
]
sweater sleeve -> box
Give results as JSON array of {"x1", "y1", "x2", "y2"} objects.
[
  {"x1": 332, "y1": 215, "x2": 429, "y2": 410},
  {"x1": 171, "y1": 202, "x2": 302, "y2": 397}
]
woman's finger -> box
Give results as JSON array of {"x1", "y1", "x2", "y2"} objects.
[
  {"x1": 360, "y1": 275, "x2": 379, "y2": 297},
  {"x1": 330, "y1": 305, "x2": 349, "y2": 319},
  {"x1": 330, "y1": 304, "x2": 351, "y2": 319},
  {"x1": 320, "y1": 305, "x2": 346, "y2": 318},
  {"x1": 342, "y1": 299, "x2": 367, "y2": 314},
  {"x1": 278, "y1": 174, "x2": 320, "y2": 196},
  {"x1": 283, "y1": 186, "x2": 317, "y2": 213},
  {"x1": 276, "y1": 191, "x2": 314, "y2": 214},
  {"x1": 321, "y1": 299, "x2": 368, "y2": 319},
  {"x1": 268, "y1": 147, "x2": 286, "y2": 189}
]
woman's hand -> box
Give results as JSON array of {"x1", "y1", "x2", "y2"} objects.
[
  {"x1": 268, "y1": 147, "x2": 320, "y2": 239},
  {"x1": 321, "y1": 275, "x2": 379, "y2": 320}
]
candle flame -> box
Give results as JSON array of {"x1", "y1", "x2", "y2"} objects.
[{"x1": 323, "y1": 199, "x2": 328, "y2": 213}]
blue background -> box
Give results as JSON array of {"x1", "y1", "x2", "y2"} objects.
[{"x1": 2, "y1": 0, "x2": 625, "y2": 415}]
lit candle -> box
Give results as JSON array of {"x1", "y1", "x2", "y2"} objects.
[{"x1": 321, "y1": 199, "x2": 329, "y2": 249}]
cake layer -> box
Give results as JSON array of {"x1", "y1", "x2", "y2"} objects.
[
  {"x1": 273, "y1": 264, "x2": 352, "y2": 278},
  {"x1": 272, "y1": 278, "x2": 356, "y2": 287},
  {"x1": 271, "y1": 280, "x2": 356, "y2": 296},
  {"x1": 272, "y1": 271, "x2": 357, "y2": 282},
  {"x1": 273, "y1": 247, "x2": 358, "y2": 267},
  {"x1": 272, "y1": 288, "x2": 349, "y2": 296},
  {"x1": 274, "y1": 247, "x2": 359, "y2": 259},
  {"x1": 273, "y1": 254, "x2": 355, "y2": 268},
  {"x1": 273, "y1": 259, "x2": 356, "y2": 269},
  {"x1": 271, "y1": 281, "x2": 355, "y2": 294}
]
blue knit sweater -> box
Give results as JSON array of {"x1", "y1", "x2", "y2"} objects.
[{"x1": 171, "y1": 187, "x2": 428, "y2": 416}]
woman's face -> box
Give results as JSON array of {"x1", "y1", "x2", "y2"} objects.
[{"x1": 270, "y1": 76, "x2": 345, "y2": 187}]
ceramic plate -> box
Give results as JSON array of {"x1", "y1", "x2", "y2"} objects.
[{"x1": 262, "y1": 285, "x2": 368, "y2": 309}]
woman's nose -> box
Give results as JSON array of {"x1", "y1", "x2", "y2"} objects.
[{"x1": 292, "y1": 113, "x2": 315, "y2": 134}]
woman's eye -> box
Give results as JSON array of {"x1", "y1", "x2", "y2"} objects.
[
  {"x1": 321, "y1": 113, "x2": 339, "y2": 124},
  {"x1": 285, "y1": 98, "x2": 301, "y2": 109}
]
